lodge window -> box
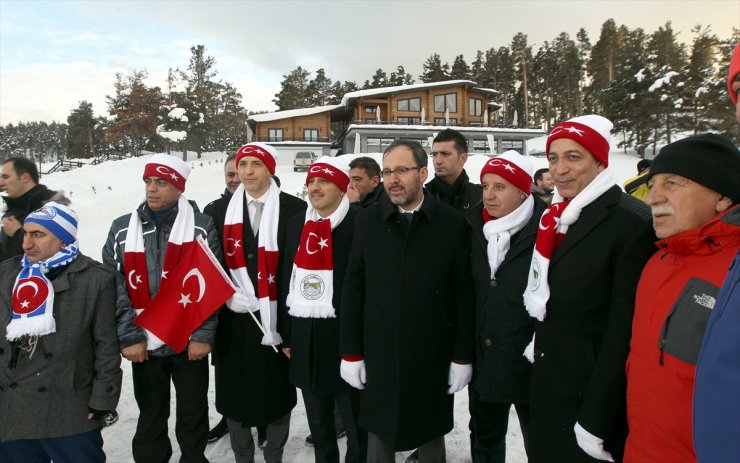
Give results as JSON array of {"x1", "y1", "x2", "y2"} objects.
[
  {"x1": 469, "y1": 97, "x2": 482, "y2": 116},
  {"x1": 397, "y1": 97, "x2": 421, "y2": 112},
  {"x1": 434, "y1": 93, "x2": 457, "y2": 112},
  {"x1": 366, "y1": 137, "x2": 395, "y2": 153},
  {"x1": 268, "y1": 128, "x2": 284, "y2": 142},
  {"x1": 434, "y1": 117, "x2": 458, "y2": 126},
  {"x1": 365, "y1": 106, "x2": 378, "y2": 113},
  {"x1": 304, "y1": 129, "x2": 319, "y2": 141}
]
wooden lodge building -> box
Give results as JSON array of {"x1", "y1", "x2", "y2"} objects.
[{"x1": 247, "y1": 80, "x2": 544, "y2": 163}]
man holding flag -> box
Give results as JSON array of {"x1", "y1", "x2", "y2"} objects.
[
  {"x1": 103, "y1": 153, "x2": 225, "y2": 463},
  {"x1": 213, "y1": 142, "x2": 306, "y2": 463},
  {"x1": 283, "y1": 156, "x2": 365, "y2": 463}
]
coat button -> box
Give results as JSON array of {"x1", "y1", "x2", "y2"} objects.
[
  {"x1": 44, "y1": 353, "x2": 53, "y2": 359},
  {"x1": 10, "y1": 382, "x2": 18, "y2": 389},
  {"x1": 490, "y1": 279, "x2": 497, "y2": 287},
  {"x1": 483, "y1": 339, "x2": 493, "y2": 347},
  {"x1": 247, "y1": 253, "x2": 254, "y2": 259},
  {"x1": 534, "y1": 348, "x2": 543, "y2": 359},
  {"x1": 0, "y1": 348, "x2": 4, "y2": 355},
  {"x1": 106, "y1": 386, "x2": 114, "y2": 393},
  {"x1": 38, "y1": 387, "x2": 47, "y2": 392}
]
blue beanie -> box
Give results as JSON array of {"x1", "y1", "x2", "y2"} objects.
[{"x1": 24, "y1": 202, "x2": 79, "y2": 245}]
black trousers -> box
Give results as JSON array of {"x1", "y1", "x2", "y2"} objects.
[
  {"x1": 468, "y1": 387, "x2": 530, "y2": 463},
  {"x1": 302, "y1": 388, "x2": 367, "y2": 463},
  {"x1": 132, "y1": 353, "x2": 209, "y2": 463}
]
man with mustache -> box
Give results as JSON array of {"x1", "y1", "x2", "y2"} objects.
[
  {"x1": 624, "y1": 134, "x2": 739, "y2": 463},
  {"x1": 523, "y1": 115, "x2": 655, "y2": 462},
  {"x1": 341, "y1": 140, "x2": 474, "y2": 462}
]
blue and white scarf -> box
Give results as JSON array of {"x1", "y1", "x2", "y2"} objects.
[{"x1": 6, "y1": 243, "x2": 80, "y2": 341}]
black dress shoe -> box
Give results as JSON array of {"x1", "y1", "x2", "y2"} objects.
[
  {"x1": 305, "y1": 429, "x2": 346, "y2": 446},
  {"x1": 103, "y1": 410, "x2": 119, "y2": 427},
  {"x1": 207, "y1": 418, "x2": 229, "y2": 443},
  {"x1": 404, "y1": 449, "x2": 419, "y2": 463}
]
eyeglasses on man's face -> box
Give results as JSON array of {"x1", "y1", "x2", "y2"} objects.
[{"x1": 381, "y1": 166, "x2": 420, "y2": 178}]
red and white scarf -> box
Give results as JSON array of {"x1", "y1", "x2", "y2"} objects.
[
  {"x1": 482, "y1": 195, "x2": 534, "y2": 279},
  {"x1": 223, "y1": 179, "x2": 282, "y2": 346},
  {"x1": 523, "y1": 168, "x2": 615, "y2": 361},
  {"x1": 286, "y1": 195, "x2": 350, "y2": 318},
  {"x1": 124, "y1": 194, "x2": 194, "y2": 350}
]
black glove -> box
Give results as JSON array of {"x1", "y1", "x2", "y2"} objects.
[{"x1": 88, "y1": 407, "x2": 114, "y2": 420}]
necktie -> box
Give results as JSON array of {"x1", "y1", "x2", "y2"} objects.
[
  {"x1": 251, "y1": 200, "x2": 264, "y2": 236},
  {"x1": 403, "y1": 212, "x2": 413, "y2": 223}
]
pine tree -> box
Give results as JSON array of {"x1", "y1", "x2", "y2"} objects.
[
  {"x1": 587, "y1": 19, "x2": 622, "y2": 113},
  {"x1": 511, "y1": 33, "x2": 533, "y2": 126},
  {"x1": 388, "y1": 66, "x2": 414, "y2": 86},
  {"x1": 66, "y1": 101, "x2": 97, "y2": 158},
  {"x1": 420, "y1": 53, "x2": 450, "y2": 83},
  {"x1": 364, "y1": 68, "x2": 388, "y2": 89},
  {"x1": 450, "y1": 54, "x2": 471, "y2": 79},
  {"x1": 307, "y1": 68, "x2": 334, "y2": 106},
  {"x1": 273, "y1": 66, "x2": 311, "y2": 110},
  {"x1": 104, "y1": 70, "x2": 162, "y2": 157},
  {"x1": 179, "y1": 45, "x2": 222, "y2": 158}
]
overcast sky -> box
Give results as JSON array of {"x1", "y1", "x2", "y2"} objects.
[{"x1": 1, "y1": 0, "x2": 738, "y2": 125}]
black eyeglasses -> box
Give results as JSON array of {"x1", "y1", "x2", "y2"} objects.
[{"x1": 381, "y1": 166, "x2": 420, "y2": 177}]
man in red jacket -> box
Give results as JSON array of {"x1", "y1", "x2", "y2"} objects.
[{"x1": 624, "y1": 133, "x2": 740, "y2": 463}]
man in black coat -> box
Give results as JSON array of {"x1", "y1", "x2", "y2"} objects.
[
  {"x1": 203, "y1": 153, "x2": 240, "y2": 245},
  {"x1": 465, "y1": 151, "x2": 546, "y2": 463},
  {"x1": 347, "y1": 156, "x2": 386, "y2": 208},
  {"x1": 523, "y1": 115, "x2": 655, "y2": 463},
  {"x1": 282, "y1": 156, "x2": 365, "y2": 463},
  {"x1": 0, "y1": 157, "x2": 66, "y2": 259},
  {"x1": 212, "y1": 143, "x2": 306, "y2": 463},
  {"x1": 425, "y1": 128, "x2": 481, "y2": 213},
  {"x1": 340, "y1": 140, "x2": 474, "y2": 463}
]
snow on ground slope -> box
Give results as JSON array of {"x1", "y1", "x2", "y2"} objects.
[{"x1": 30, "y1": 150, "x2": 643, "y2": 462}]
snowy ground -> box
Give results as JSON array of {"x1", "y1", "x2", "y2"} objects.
[{"x1": 32, "y1": 148, "x2": 642, "y2": 462}]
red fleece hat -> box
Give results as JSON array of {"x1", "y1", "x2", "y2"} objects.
[
  {"x1": 480, "y1": 150, "x2": 534, "y2": 195},
  {"x1": 143, "y1": 153, "x2": 190, "y2": 192},
  {"x1": 235, "y1": 142, "x2": 278, "y2": 175},
  {"x1": 728, "y1": 43, "x2": 740, "y2": 105},
  {"x1": 546, "y1": 114, "x2": 613, "y2": 167},
  {"x1": 306, "y1": 156, "x2": 350, "y2": 192}
]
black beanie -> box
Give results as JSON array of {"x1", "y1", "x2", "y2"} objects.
[{"x1": 648, "y1": 133, "x2": 740, "y2": 203}]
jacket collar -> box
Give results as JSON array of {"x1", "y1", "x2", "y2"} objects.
[
  {"x1": 381, "y1": 189, "x2": 437, "y2": 222},
  {"x1": 656, "y1": 205, "x2": 740, "y2": 256}
]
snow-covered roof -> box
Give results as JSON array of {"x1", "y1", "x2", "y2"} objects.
[
  {"x1": 340, "y1": 80, "x2": 498, "y2": 106},
  {"x1": 249, "y1": 105, "x2": 339, "y2": 122},
  {"x1": 345, "y1": 123, "x2": 544, "y2": 134}
]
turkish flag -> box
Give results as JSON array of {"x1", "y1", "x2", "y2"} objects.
[{"x1": 134, "y1": 236, "x2": 235, "y2": 352}]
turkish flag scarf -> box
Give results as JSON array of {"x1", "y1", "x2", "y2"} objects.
[
  {"x1": 523, "y1": 168, "x2": 615, "y2": 362},
  {"x1": 134, "y1": 236, "x2": 235, "y2": 353},
  {"x1": 124, "y1": 194, "x2": 195, "y2": 350},
  {"x1": 286, "y1": 195, "x2": 349, "y2": 318},
  {"x1": 223, "y1": 180, "x2": 282, "y2": 346}
]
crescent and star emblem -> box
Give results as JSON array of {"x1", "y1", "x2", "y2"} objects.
[
  {"x1": 305, "y1": 232, "x2": 329, "y2": 255},
  {"x1": 179, "y1": 268, "x2": 206, "y2": 308},
  {"x1": 225, "y1": 237, "x2": 241, "y2": 256},
  {"x1": 15, "y1": 280, "x2": 39, "y2": 298},
  {"x1": 309, "y1": 165, "x2": 324, "y2": 173},
  {"x1": 128, "y1": 270, "x2": 142, "y2": 289},
  {"x1": 13, "y1": 277, "x2": 50, "y2": 314}
]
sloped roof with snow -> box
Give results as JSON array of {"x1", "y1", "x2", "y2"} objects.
[
  {"x1": 340, "y1": 80, "x2": 499, "y2": 105},
  {"x1": 249, "y1": 105, "x2": 340, "y2": 122}
]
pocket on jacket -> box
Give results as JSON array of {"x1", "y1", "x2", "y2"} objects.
[
  {"x1": 659, "y1": 277, "x2": 718, "y2": 365},
  {"x1": 54, "y1": 364, "x2": 77, "y2": 397}
]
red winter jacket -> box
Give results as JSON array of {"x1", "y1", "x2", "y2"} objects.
[{"x1": 624, "y1": 208, "x2": 740, "y2": 463}]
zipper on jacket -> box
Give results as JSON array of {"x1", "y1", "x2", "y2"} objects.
[{"x1": 659, "y1": 338, "x2": 665, "y2": 365}]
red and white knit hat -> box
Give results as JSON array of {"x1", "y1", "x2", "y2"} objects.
[
  {"x1": 235, "y1": 142, "x2": 279, "y2": 175},
  {"x1": 306, "y1": 156, "x2": 350, "y2": 192},
  {"x1": 143, "y1": 153, "x2": 190, "y2": 192},
  {"x1": 546, "y1": 114, "x2": 613, "y2": 166},
  {"x1": 480, "y1": 150, "x2": 534, "y2": 195}
]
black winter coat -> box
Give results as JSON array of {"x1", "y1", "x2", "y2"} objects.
[
  {"x1": 1, "y1": 184, "x2": 61, "y2": 259},
  {"x1": 424, "y1": 169, "x2": 481, "y2": 213},
  {"x1": 466, "y1": 197, "x2": 546, "y2": 404},
  {"x1": 282, "y1": 207, "x2": 357, "y2": 395},
  {"x1": 527, "y1": 186, "x2": 655, "y2": 463},
  {"x1": 213, "y1": 191, "x2": 306, "y2": 426},
  {"x1": 340, "y1": 193, "x2": 474, "y2": 451}
]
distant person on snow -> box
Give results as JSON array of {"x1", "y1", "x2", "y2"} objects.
[{"x1": 622, "y1": 159, "x2": 652, "y2": 201}]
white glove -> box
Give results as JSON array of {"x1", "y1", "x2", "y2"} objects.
[
  {"x1": 447, "y1": 362, "x2": 473, "y2": 394},
  {"x1": 574, "y1": 422, "x2": 614, "y2": 462},
  {"x1": 340, "y1": 359, "x2": 366, "y2": 390},
  {"x1": 226, "y1": 291, "x2": 251, "y2": 313}
]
